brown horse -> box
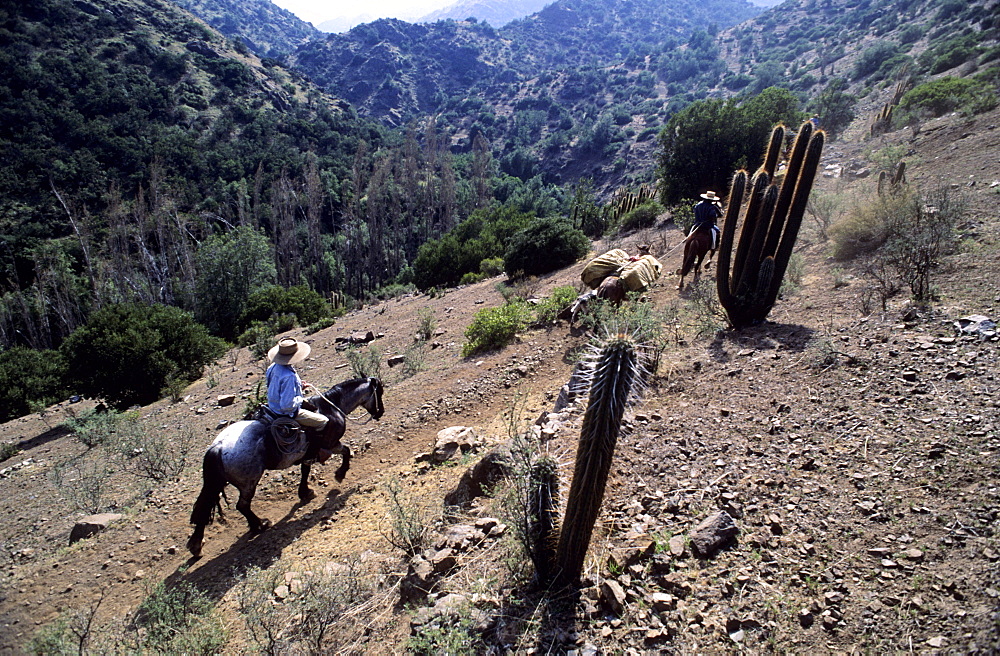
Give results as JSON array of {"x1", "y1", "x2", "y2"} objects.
[{"x1": 676, "y1": 228, "x2": 715, "y2": 290}]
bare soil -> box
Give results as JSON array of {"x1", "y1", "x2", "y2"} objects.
[{"x1": 0, "y1": 107, "x2": 998, "y2": 654}]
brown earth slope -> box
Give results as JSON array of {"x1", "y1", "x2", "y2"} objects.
[{"x1": 0, "y1": 108, "x2": 998, "y2": 654}]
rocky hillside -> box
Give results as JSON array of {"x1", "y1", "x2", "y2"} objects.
[
  {"x1": 171, "y1": 0, "x2": 319, "y2": 56},
  {"x1": 417, "y1": 0, "x2": 552, "y2": 28},
  {"x1": 0, "y1": 93, "x2": 998, "y2": 652}
]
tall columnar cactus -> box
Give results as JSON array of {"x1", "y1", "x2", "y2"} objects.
[
  {"x1": 716, "y1": 121, "x2": 825, "y2": 329},
  {"x1": 553, "y1": 335, "x2": 643, "y2": 587},
  {"x1": 527, "y1": 455, "x2": 560, "y2": 584}
]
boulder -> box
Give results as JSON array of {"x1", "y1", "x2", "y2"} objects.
[
  {"x1": 444, "y1": 445, "x2": 512, "y2": 507},
  {"x1": 431, "y1": 426, "x2": 477, "y2": 464},
  {"x1": 69, "y1": 513, "x2": 123, "y2": 545}
]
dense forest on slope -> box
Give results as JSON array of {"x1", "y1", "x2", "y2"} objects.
[{"x1": 0, "y1": 0, "x2": 561, "y2": 360}]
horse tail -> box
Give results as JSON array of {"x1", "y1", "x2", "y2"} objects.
[{"x1": 190, "y1": 444, "x2": 227, "y2": 527}]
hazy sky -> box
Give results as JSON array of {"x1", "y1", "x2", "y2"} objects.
[{"x1": 271, "y1": 0, "x2": 454, "y2": 26}]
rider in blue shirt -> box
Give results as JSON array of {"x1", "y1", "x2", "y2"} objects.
[{"x1": 266, "y1": 338, "x2": 333, "y2": 462}]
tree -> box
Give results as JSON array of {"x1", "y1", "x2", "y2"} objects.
[
  {"x1": 503, "y1": 218, "x2": 589, "y2": 278},
  {"x1": 656, "y1": 87, "x2": 801, "y2": 204},
  {"x1": 0, "y1": 347, "x2": 69, "y2": 422},
  {"x1": 809, "y1": 78, "x2": 856, "y2": 137},
  {"x1": 193, "y1": 226, "x2": 276, "y2": 339},
  {"x1": 60, "y1": 303, "x2": 226, "y2": 410},
  {"x1": 238, "y1": 285, "x2": 331, "y2": 334}
]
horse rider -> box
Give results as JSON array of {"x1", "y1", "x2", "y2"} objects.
[
  {"x1": 690, "y1": 191, "x2": 723, "y2": 250},
  {"x1": 265, "y1": 337, "x2": 334, "y2": 463}
]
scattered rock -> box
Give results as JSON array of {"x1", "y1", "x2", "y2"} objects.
[
  {"x1": 444, "y1": 446, "x2": 513, "y2": 507},
  {"x1": 600, "y1": 579, "x2": 627, "y2": 616},
  {"x1": 431, "y1": 426, "x2": 477, "y2": 464},
  {"x1": 69, "y1": 513, "x2": 123, "y2": 545},
  {"x1": 689, "y1": 511, "x2": 738, "y2": 558}
]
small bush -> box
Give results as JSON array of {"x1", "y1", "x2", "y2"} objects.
[
  {"x1": 237, "y1": 321, "x2": 277, "y2": 360},
  {"x1": 64, "y1": 408, "x2": 128, "y2": 449},
  {"x1": 0, "y1": 442, "x2": 20, "y2": 462},
  {"x1": 305, "y1": 316, "x2": 336, "y2": 335},
  {"x1": 131, "y1": 581, "x2": 225, "y2": 654},
  {"x1": 51, "y1": 453, "x2": 119, "y2": 513},
  {"x1": 115, "y1": 422, "x2": 196, "y2": 482},
  {"x1": 345, "y1": 345, "x2": 382, "y2": 379},
  {"x1": 480, "y1": 257, "x2": 504, "y2": 277},
  {"x1": 381, "y1": 479, "x2": 437, "y2": 556},
  {"x1": 534, "y1": 286, "x2": 579, "y2": 325},
  {"x1": 462, "y1": 302, "x2": 532, "y2": 357},
  {"x1": 399, "y1": 342, "x2": 428, "y2": 379},
  {"x1": 460, "y1": 271, "x2": 486, "y2": 286},
  {"x1": 670, "y1": 199, "x2": 697, "y2": 234},
  {"x1": 416, "y1": 308, "x2": 437, "y2": 342},
  {"x1": 806, "y1": 191, "x2": 844, "y2": 241},
  {"x1": 896, "y1": 76, "x2": 996, "y2": 122},
  {"x1": 779, "y1": 252, "x2": 805, "y2": 296},
  {"x1": 868, "y1": 145, "x2": 908, "y2": 175},
  {"x1": 617, "y1": 201, "x2": 664, "y2": 233},
  {"x1": 829, "y1": 191, "x2": 914, "y2": 260}
]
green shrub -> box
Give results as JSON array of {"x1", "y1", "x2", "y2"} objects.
[
  {"x1": 853, "y1": 41, "x2": 900, "y2": 80},
  {"x1": 0, "y1": 347, "x2": 69, "y2": 423},
  {"x1": 503, "y1": 218, "x2": 589, "y2": 279},
  {"x1": 59, "y1": 303, "x2": 227, "y2": 410},
  {"x1": 617, "y1": 201, "x2": 664, "y2": 233},
  {"x1": 238, "y1": 285, "x2": 331, "y2": 335},
  {"x1": 462, "y1": 302, "x2": 532, "y2": 357},
  {"x1": 0, "y1": 442, "x2": 21, "y2": 462},
  {"x1": 413, "y1": 206, "x2": 533, "y2": 290},
  {"x1": 534, "y1": 286, "x2": 579, "y2": 325},
  {"x1": 416, "y1": 308, "x2": 437, "y2": 342},
  {"x1": 670, "y1": 198, "x2": 698, "y2": 234},
  {"x1": 460, "y1": 272, "x2": 486, "y2": 286},
  {"x1": 897, "y1": 77, "x2": 983, "y2": 120},
  {"x1": 237, "y1": 321, "x2": 276, "y2": 361},
  {"x1": 132, "y1": 581, "x2": 225, "y2": 654},
  {"x1": 63, "y1": 408, "x2": 133, "y2": 448},
  {"x1": 345, "y1": 345, "x2": 382, "y2": 379},
  {"x1": 479, "y1": 257, "x2": 505, "y2": 277}
]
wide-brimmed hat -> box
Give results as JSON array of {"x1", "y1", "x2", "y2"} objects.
[
  {"x1": 700, "y1": 191, "x2": 721, "y2": 201},
  {"x1": 268, "y1": 337, "x2": 310, "y2": 365}
]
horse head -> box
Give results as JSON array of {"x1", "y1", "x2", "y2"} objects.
[{"x1": 364, "y1": 377, "x2": 385, "y2": 420}]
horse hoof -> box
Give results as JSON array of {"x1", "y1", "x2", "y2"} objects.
[
  {"x1": 186, "y1": 538, "x2": 202, "y2": 558},
  {"x1": 251, "y1": 519, "x2": 272, "y2": 535},
  {"x1": 334, "y1": 469, "x2": 347, "y2": 483},
  {"x1": 299, "y1": 488, "x2": 316, "y2": 502}
]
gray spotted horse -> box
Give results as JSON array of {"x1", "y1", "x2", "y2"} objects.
[{"x1": 186, "y1": 377, "x2": 384, "y2": 557}]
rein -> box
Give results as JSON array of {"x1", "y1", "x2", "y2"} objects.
[{"x1": 315, "y1": 387, "x2": 377, "y2": 425}]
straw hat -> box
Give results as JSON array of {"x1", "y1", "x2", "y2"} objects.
[
  {"x1": 700, "y1": 191, "x2": 721, "y2": 201},
  {"x1": 267, "y1": 337, "x2": 310, "y2": 365}
]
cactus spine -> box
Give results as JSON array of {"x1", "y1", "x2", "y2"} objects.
[
  {"x1": 553, "y1": 335, "x2": 642, "y2": 587},
  {"x1": 716, "y1": 121, "x2": 825, "y2": 329}
]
